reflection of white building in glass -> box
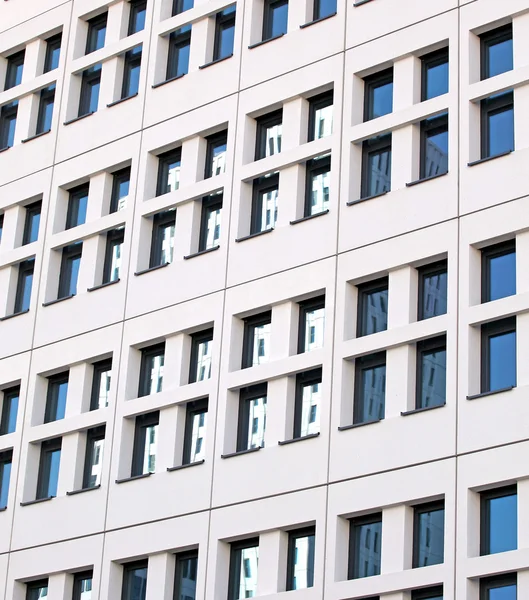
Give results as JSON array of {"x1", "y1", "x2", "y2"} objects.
[
  {"x1": 300, "y1": 383, "x2": 321, "y2": 437},
  {"x1": 196, "y1": 339, "x2": 212, "y2": 381},
  {"x1": 190, "y1": 411, "x2": 207, "y2": 462},
  {"x1": 261, "y1": 188, "x2": 278, "y2": 230},
  {"x1": 252, "y1": 323, "x2": 271, "y2": 366},
  {"x1": 149, "y1": 356, "x2": 164, "y2": 394},
  {"x1": 310, "y1": 168, "x2": 330, "y2": 214},
  {"x1": 424, "y1": 137, "x2": 448, "y2": 178},
  {"x1": 304, "y1": 308, "x2": 325, "y2": 351},
  {"x1": 364, "y1": 365, "x2": 386, "y2": 421},
  {"x1": 248, "y1": 397, "x2": 267, "y2": 448},
  {"x1": 265, "y1": 124, "x2": 281, "y2": 157},
  {"x1": 211, "y1": 148, "x2": 226, "y2": 177},
  {"x1": 167, "y1": 163, "x2": 180, "y2": 192},
  {"x1": 292, "y1": 535, "x2": 315, "y2": 589},
  {"x1": 79, "y1": 578, "x2": 92, "y2": 599},
  {"x1": 161, "y1": 224, "x2": 175, "y2": 264},
  {"x1": 418, "y1": 510, "x2": 445, "y2": 566},
  {"x1": 314, "y1": 105, "x2": 333, "y2": 139},
  {"x1": 421, "y1": 350, "x2": 446, "y2": 408},
  {"x1": 205, "y1": 208, "x2": 221, "y2": 249},
  {"x1": 143, "y1": 424, "x2": 158, "y2": 473},
  {"x1": 238, "y1": 547, "x2": 258, "y2": 598},
  {"x1": 96, "y1": 370, "x2": 111, "y2": 409},
  {"x1": 87, "y1": 439, "x2": 104, "y2": 487}
]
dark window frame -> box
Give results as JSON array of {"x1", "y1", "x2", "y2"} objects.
[
  {"x1": 363, "y1": 68, "x2": 393, "y2": 122},
  {"x1": 25, "y1": 579, "x2": 49, "y2": 600},
  {"x1": 14, "y1": 258, "x2": 35, "y2": 314},
  {"x1": 121, "y1": 559, "x2": 148, "y2": 600},
  {"x1": 173, "y1": 549, "x2": 199, "y2": 600},
  {"x1": 294, "y1": 368, "x2": 322, "y2": 439},
  {"x1": 57, "y1": 243, "x2": 83, "y2": 299},
  {"x1": 189, "y1": 329, "x2": 214, "y2": 384},
  {"x1": 213, "y1": 7, "x2": 236, "y2": 61},
  {"x1": 36, "y1": 437, "x2": 62, "y2": 500},
  {"x1": 72, "y1": 570, "x2": 93, "y2": 600},
  {"x1": 481, "y1": 240, "x2": 515, "y2": 303},
  {"x1": 0, "y1": 386, "x2": 20, "y2": 435},
  {"x1": 262, "y1": 0, "x2": 288, "y2": 41},
  {"x1": 308, "y1": 90, "x2": 333, "y2": 142},
  {"x1": 480, "y1": 485, "x2": 517, "y2": 556},
  {"x1": 412, "y1": 500, "x2": 445, "y2": 568},
  {"x1": 228, "y1": 538, "x2": 260, "y2": 600},
  {"x1": 411, "y1": 587, "x2": 444, "y2": 600},
  {"x1": 183, "y1": 398, "x2": 208, "y2": 464},
  {"x1": 0, "y1": 102, "x2": 18, "y2": 149},
  {"x1": 138, "y1": 343, "x2": 165, "y2": 397},
  {"x1": 36, "y1": 85, "x2": 55, "y2": 135},
  {"x1": 0, "y1": 449, "x2": 12, "y2": 508},
  {"x1": 22, "y1": 200, "x2": 42, "y2": 245},
  {"x1": 237, "y1": 384, "x2": 267, "y2": 452},
  {"x1": 417, "y1": 260, "x2": 448, "y2": 321},
  {"x1": 251, "y1": 174, "x2": 279, "y2": 234},
  {"x1": 102, "y1": 228, "x2": 125, "y2": 284},
  {"x1": 172, "y1": 0, "x2": 193, "y2": 16},
  {"x1": 361, "y1": 134, "x2": 392, "y2": 198},
  {"x1": 131, "y1": 411, "x2": 159, "y2": 477},
  {"x1": 78, "y1": 65, "x2": 102, "y2": 117},
  {"x1": 356, "y1": 277, "x2": 389, "y2": 337},
  {"x1": 415, "y1": 335, "x2": 447, "y2": 410},
  {"x1": 421, "y1": 48, "x2": 449, "y2": 102},
  {"x1": 90, "y1": 358, "x2": 112, "y2": 411},
  {"x1": 480, "y1": 573, "x2": 517, "y2": 600},
  {"x1": 313, "y1": 0, "x2": 336, "y2": 21},
  {"x1": 121, "y1": 46, "x2": 142, "y2": 99},
  {"x1": 83, "y1": 425, "x2": 105, "y2": 489},
  {"x1": 353, "y1": 351, "x2": 386, "y2": 425},
  {"x1": 44, "y1": 34, "x2": 62, "y2": 73},
  {"x1": 298, "y1": 295, "x2": 325, "y2": 354},
  {"x1": 348, "y1": 512, "x2": 383, "y2": 580},
  {"x1": 110, "y1": 167, "x2": 131, "y2": 213},
  {"x1": 199, "y1": 195, "x2": 223, "y2": 251},
  {"x1": 156, "y1": 148, "x2": 182, "y2": 196},
  {"x1": 5, "y1": 50, "x2": 25, "y2": 91},
  {"x1": 242, "y1": 312, "x2": 272, "y2": 369},
  {"x1": 286, "y1": 526, "x2": 316, "y2": 591},
  {"x1": 86, "y1": 13, "x2": 108, "y2": 54},
  {"x1": 480, "y1": 24, "x2": 513, "y2": 81},
  {"x1": 204, "y1": 131, "x2": 228, "y2": 179},
  {"x1": 128, "y1": 0, "x2": 147, "y2": 35},
  {"x1": 66, "y1": 184, "x2": 90, "y2": 230},
  {"x1": 255, "y1": 110, "x2": 282, "y2": 160},
  {"x1": 481, "y1": 317, "x2": 516, "y2": 394},
  {"x1": 420, "y1": 112, "x2": 448, "y2": 179},
  {"x1": 167, "y1": 27, "x2": 192, "y2": 80},
  {"x1": 480, "y1": 91, "x2": 514, "y2": 159},
  {"x1": 44, "y1": 372, "x2": 69, "y2": 424},
  {"x1": 304, "y1": 154, "x2": 331, "y2": 217},
  {"x1": 149, "y1": 210, "x2": 176, "y2": 268}
]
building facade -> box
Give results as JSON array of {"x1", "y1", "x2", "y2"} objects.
[{"x1": 0, "y1": 0, "x2": 527, "y2": 598}]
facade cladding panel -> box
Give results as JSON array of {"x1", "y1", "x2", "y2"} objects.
[{"x1": 0, "y1": 1, "x2": 527, "y2": 600}]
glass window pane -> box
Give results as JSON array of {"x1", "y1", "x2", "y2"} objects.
[
  {"x1": 353, "y1": 520, "x2": 382, "y2": 578},
  {"x1": 159, "y1": 223, "x2": 175, "y2": 264},
  {"x1": 176, "y1": 42, "x2": 190, "y2": 77},
  {"x1": 313, "y1": 103, "x2": 333, "y2": 140},
  {"x1": 425, "y1": 128, "x2": 448, "y2": 177},
  {"x1": 127, "y1": 566, "x2": 147, "y2": 600},
  {"x1": 425, "y1": 60, "x2": 449, "y2": 100},
  {"x1": 310, "y1": 168, "x2": 330, "y2": 214},
  {"x1": 235, "y1": 546, "x2": 259, "y2": 599},
  {"x1": 88, "y1": 79, "x2": 100, "y2": 113},
  {"x1": 132, "y1": 6, "x2": 146, "y2": 32},
  {"x1": 419, "y1": 348, "x2": 446, "y2": 409},
  {"x1": 87, "y1": 438, "x2": 104, "y2": 487},
  {"x1": 304, "y1": 307, "x2": 325, "y2": 352},
  {"x1": 210, "y1": 143, "x2": 227, "y2": 176},
  {"x1": 300, "y1": 382, "x2": 321, "y2": 437},
  {"x1": 142, "y1": 424, "x2": 158, "y2": 473},
  {"x1": 422, "y1": 271, "x2": 447, "y2": 319},
  {"x1": 416, "y1": 508, "x2": 445, "y2": 566},
  {"x1": 0, "y1": 461, "x2": 11, "y2": 507},
  {"x1": 195, "y1": 340, "x2": 212, "y2": 381},
  {"x1": 252, "y1": 323, "x2": 271, "y2": 365},
  {"x1": 488, "y1": 38, "x2": 513, "y2": 78},
  {"x1": 264, "y1": 124, "x2": 282, "y2": 157},
  {"x1": 109, "y1": 240, "x2": 122, "y2": 282},
  {"x1": 358, "y1": 364, "x2": 386, "y2": 423},
  {"x1": 55, "y1": 380, "x2": 68, "y2": 420},
  {"x1": 147, "y1": 354, "x2": 164, "y2": 395},
  {"x1": 95, "y1": 368, "x2": 111, "y2": 409},
  {"x1": 488, "y1": 584, "x2": 516, "y2": 600},
  {"x1": 362, "y1": 288, "x2": 388, "y2": 335},
  {"x1": 47, "y1": 449, "x2": 61, "y2": 497},
  {"x1": 175, "y1": 556, "x2": 197, "y2": 600},
  {"x1": 48, "y1": 46, "x2": 61, "y2": 71},
  {"x1": 7, "y1": 115, "x2": 16, "y2": 147},
  {"x1": 27, "y1": 212, "x2": 41, "y2": 243},
  {"x1": 68, "y1": 255, "x2": 81, "y2": 295},
  {"x1": 246, "y1": 396, "x2": 267, "y2": 449},
  {"x1": 218, "y1": 23, "x2": 235, "y2": 59},
  {"x1": 489, "y1": 330, "x2": 516, "y2": 391},
  {"x1": 316, "y1": 0, "x2": 336, "y2": 19},
  {"x1": 367, "y1": 148, "x2": 391, "y2": 196},
  {"x1": 189, "y1": 411, "x2": 207, "y2": 462},
  {"x1": 204, "y1": 206, "x2": 221, "y2": 248},
  {"x1": 488, "y1": 106, "x2": 514, "y2": 156},
  {"x1": 291, "y1": 534, "x2": 315, "y2": 589},
  {"x1": 127, "y1": 63, "x2": 141, "y2": 96},
  {"x1": 166, "y1": 159, "x2": 181, "y2": 193},
  {"x1": 487, "y1": 493, "x2": 517, "y2": 554},
  {"x1": 371, "y1": 82, "x2": 393, "y2": 119},
  {"x1": 488, "y1": 251, "x2": 516, "y2": 301},
  {"x1": 41, "y1": 98, "x2": 54, "y2": 132},
  {"x1": 270, "y1": 2, "x2": 288, "y2": 37},
  {"x1": 3, "y1": 393, "x2": 19, "y2": 434},
  {"x1": 19, "y1": 271, "x2": 33, "y2": 312},
  {"x1": 258, "y1": 187, "x2": 278, "y2": 231}
]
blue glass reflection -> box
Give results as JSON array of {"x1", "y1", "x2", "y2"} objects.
[
  {"x1": 132, "y1": 6, "x2": 146, "y2": 33},
  {"x1": 55, "y1": 381, "x2": 68, "y2": 420},
  {"x1": 425, "y1": 60, "x2": 449, "y2": 100},
  {"x1": 425, "y1": 128, "x2": 448, "y2": 177},
  {"x1": 353, "y1": 520, "x2": 382, "y2": 578},
  {"x1": 41, "y1": 97, "x2": 54, "y2": 132},
  {"x1": 176, "y1": 556, "x2": 197, "y2": 600},
  {"x1": 422, "y1": 270, "x2": 447, "y2": 319},
  {"x1": 69, "y1": 255, "x2": 81, "y2": 296},
  {"x1": 48, "y1": 45, "x2": 61, "y2": 70},
  {"x1": 127, "y1": 63, "x2": 141, "y2": 96},
  {"x1": 76, "y1": 193, "x2": 88, "y2": 227},
  {"x1": 27, "y1": 212, "x2": 40, "y2": 243},
  {"x1": 362, "y1": 287, "x2": 388, "y2": 335},
  {"x1": 487, "y1": 38, "x2": 513, "y2": 78},
  {"x1": 488, "y1": 251, "x2": 515, "y2": 301},
  {"x1": 316, "y1": 0, "x2": 337, "y2": 19},
  {"x1": 419, "y1": 348, "x2": 446, "y2": 409},
  {"x1": 416, "y1": 508, "x2": 445, "y2": 566},
  {"x1": 20, "y1": 271, "x2": 33, "y2": 312},
  {"x1": 371, "y1": 81, "x2": 393, "y2": 119},
  {"x1": 6, "y1": 394, "x2": 19, "y2": 434},
  {"x1": 218, "y1": 22, "x2": 235, "y2": 59},
  {"x1": 269, "y1": 2, "x2": 288, "y2": 38},
  {"x1": 488, "y1": 106, "x2": 514, "y2": 157},
  {"x1": 488, "y1": 493, "x2": 517, "y2": 554},
  {"x1": 489, "y1": 330, "x2": 516, "y2": 391},
  {"x1": 47, "y1": 449, "x2": 61, "y2": 497},
  {"x1": 488, "y1": 584, "x2": 516, "y2": 600},
  {"x1": 88, "y1": 78, "x2": 100, "y2": 113},
  {"x1": 367, "y1": 147, "x2": 391, "y2": 196},
  {"x1": 358, "y1": 363, "x2": 386, "y2": 422},
  {"x1": 176, "y1": 42, "x2": 190, "y2": 77},
  {"x1": 129, "y1": 566, "x2": 147, "y2": 600},
  {"x1": 0, "y1": 461, "x2": 11, "y2": 508}
]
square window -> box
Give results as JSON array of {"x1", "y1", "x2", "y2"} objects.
[
  {"x1": 122, "y1": 560, "x2": 148, "y2": 600},
  {"x1": 481, "y1": 317, "x2": 516, "y2": 393},
  {"x1": 421, "y1": 49, "x2": 449, "y2": 101},
  {"x1": 357, "y1": 278, "x2": 388, "y2": 337},
  {"x1": 167, "y1": 26, "x2": 191, "y2": 80},
  {"x1": 138, "y1": 343, "x2": 165, "y2": 397},
  {"x1": 263, "y1": 0, "x2": 288, "y2": 41},
  {"x1": 242, "y1": 312, "x2": 271, "y2": 368},
  {"x1": 418, "y1": 261, "x2": 447, "y2": 320},
  {"x1": 416, "y1": 336, "x2": 446, "y2": 410},
  {"x1": 172, "y1": 0, "x2": 193, "y2": 16},
  {"x1": 251, "y1": 174, "x2": 279, "y2": 234},
  {"x1": 228, "y1": 539, "x2": 259, "y2": 600},
  {"x1": 305, "y1": 154, "x2": 331, "y2": 216},
  {"x1": 354, "y1": 352, "x2": 386, "y2": 425},
  {"x1": 361, "y1": 135, "x2": 391, "y2": 198},
  {"x1": 413, "y1": 501, "x2": 445, "y2": 568},
  {"x1": 480, "y1": 24, "x2": 513, "y2": 80},
  {"x1": 481, "y1": 241, "x2": 515, "y2": 303},
  {"x1": 480, "y1": 486, "x2": 517, "y2": 555},
  {"x1": 287, "y1": 527, "x2": 315, "y2": 590},
  {"x1": 150, "y1": 210, "x2": 176, "y2": 267},
  {"x1": 131, "y1": 412, "x2": 159, "y2": 476},
  {"x1": 313, "y1": 0, "x2": 336, "y2": 21},
  {"x1": 480, "y1": 92, "x2": 514, "y2": 159},
  {"x1": 213, "y1": 7, "x2": 236, "y2": 61},
  {"x1": 255, "y1": 110, "x2": 282, "y2": 160},
  {"x1": 420, "y1": 113, "x2": 448, "y2": 179},
  {"x1": 183, "y1": 399, "x2": 208, "y2": 464},
  {"x1": 238, "y1": 385, "x2": 267, "y2": 451},
  {"x1": 294, "y1": 369, "x2": 322, "y2": 438},
  {"x1": 364, "y1": 69, "x2": 393, "y2": 121},
  {"x1": 348, "y1": 514, "x2": 382, "y2": 579}
]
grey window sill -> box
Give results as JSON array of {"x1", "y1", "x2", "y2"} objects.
[
  {"x1": 235, "y1": 228, "x2": 274, "y2": 243},
  {"x1": 167, "y1": 459, "x2": 205, "y2": 472},
  {"x1": 290, "y1": 209, "x2": 329, "y2": 225},
  {"x1": 401, "y1": 403, "x2": 446, "y2": 416},
  {"x1": 0, "y1": 309, "x2": 30, "y2": 321},
  {"x1": 338, "y1": 418, "x2": 382, "y2": 431},
  {"x1": 21, "y1": 496, "x2": 54, "y2": 507},
  {"x1": 0, "y1": 506, "x2": 6, "y2": 512},
  {"x1": 64, "y1": 112, "x2": 95, "y2": 126},
  {"x1": 468, "y1": 150, "x2": 512, "y2": 167},
  {"x1": 22, "y1": 129, "x2": 51, "y2": 143},
  {"x1": 221, "y1": 446, "x2": 262, "y2": 459},
  {"x1": 66, "y1": 484, "x2": 101, "y2": 496},
  {"x1": 467, "y1": 386, "x2": 515, "y2": 401},
  {"x1": 42, "y1": 294, "x2": 75, "y2": 307},
  {"x1": 87, "y1": 278, "x2": 120, "y2": 292},
  {"x1": 183, "y1": 245, "x2": 220, "y2": 260},
  {"x1": 116, "y1": 472, "x2": 152, "y2": 484},
  {"x1": 107, "y1": 93, "x2": 138, "y2": 108},
  {"x1": 354, "y1": 0, "x2": 374, "y2": 5},
  {"x1": 248, "y1": 33, "x2": 285, "y2": 50},
  {"x1": 134, "y1": 262, "x2": 170, "y2": 276},
  {"x1": 278, "y1": 432, "x2": 320, "y2": 445},
  {"x1": 199, "y1": 54, "x2": 233, "y2": 69},
  {"x1": 347, "y1": 190, "x2": 388, "y2": 206},
  {"x1": 300, "y1": 12, "x2": 336, "y2": 29},
  {"x1": 406, "y1": 171, "x2": 448, "y2": 187},
  {"x1": 152, "y1": 73, "x2": 186, "y2": 89}
]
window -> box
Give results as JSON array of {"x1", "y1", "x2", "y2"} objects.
[
  {"x1": 36, "y1": 85, "x2": 55, "y2": 135},
  {"x1": 0, "y1": 214, "x2": 3, "y2": 244},
  {"x1": 263, "y1": 0, "x2": 288, "y2": 41},
  {"x1": 26, "y1": 580, "x2": 49, "y2": 600},
  {"x1": 481, "y1": 317, "x2": 516, "y2": 393},
  {"x1": 237, "y1": 384, "x2": 267, "y2": 451},
  {"x1": 213, "y1": 7, "x2": 236, "y2": 61},
  {"x1": 364, "y1": 68, "x2": 393, "y2": 121},
  {"x1": 183, "y1": 399, "x2": 208, "y2": 464},
  {"x1": 294, "y1": 369, "x2": 322, "y2": 438},
  {"x1": 167, "y1": 26, "x2": 191, "y2": 80},
  {"x1": 412, "y1": 587, "x2": 444, "y2": 600},
  {"x1": 205, "y1": 131, "x2": 227, "y2": 178},
  {"x1": 5, "y1": 50, "x2": 24, "y2": 90},
  {"x1": 418, "y1": 261, "x2": 447, "y2": 320},
  {"x1": 481, "y1": 486, "x2": 517, "y2": 555},
  {"x1": 199, "y1": 195, "x2": 222, "y2": 251},
  {"x1": 122, "y1": 560, "x2": 148, "y2": 600},
  {"x1": 0, "y1": 450, "x2": 12, "y2": 508},
  {"x1": 14, "y1": 259, "x2": 34, "y2": 314},
  {"x1": 58, "y1": 243, "x2": 83, "y2": 298},
  {"x1": 189, "y1": 329, "x2": 213, "y2": 383},
  {"x1": 66, "y1": 184, "x2": 89, "y2": 229},
  {"x1": 354, "y1": 352, "x2": 386, "y2": 424},
  {"x1": 251, "y1": 174, "x2": 279, "y2": 234},
  {"x1": 44, "y1": 34, "x2": 62, "y2": 73},
  {"x1": 103, "y1": 229, "x2": 124, "y2": 284},
  {"x1": 255, "y1": 110, "x2": 282, "y2": 160},
  {"x1": 481, "y1": 241, "x2": 515, "y2": 303},
  {"x1": 361, "y1": 135, "x2": 391, "y2": 198},
  {"x1": 128, "y1": 0, "x2": 147, "y2": 35},
  {"x1": 420, "y1": 113, "x2": 448, "y2": 179},
  {"x1": 73, "y1": 571, "x2": 93, "y2": 600},
  {"x1": 313, "y1": 0, "x2": 336, "y2": 21},
  {"x1": 23, "y1": 201, "x2": 42, "y2": 245},
  {"x1": 287, "y1": 527, "x2": 315, "y2": 590},
  {"x1": 0, "y1": 102, "x2": 18, "y2": 149},
  {"x1": 79, "y1": 65, "x2": 102, "y2": 116},
  {"x1": 174, "y1": 550, "x2": 198, "y2": 600},
  {"x1": 413, "y1": 501, "x2": 445, "y2": 568},
  {"x1": 0, "y1": 386, "x2": 19, "y2": 435},
  {"x1": 83, "y1": 426, "x2": 105, "y2": 489},
  {"x1": 36, "y1": 437, "x2": 61, "y2": 499},
  {"x1": 308, "y1": 91, "x2": 333, "y2": 141},
  {"x1": 480, "y1": 574, "x2": 516, "y2": 600},
  {"x1": 149, "y1": 210, "x2": 176, "y2": 267},
  {"x1": 228, "y1": 539, "x2": 259, "y2": 600},
  {"x1": 172, "y1": 0, "x2": 193, "y2": 16},
  {"x1": 44, "y1": 372, "x2": 68, "y2": 423},
  {"x1": 348, "y1": 514, "x2": 382, "y2": 579},
  {"x1": 157, "y1": 149, "x2": 181, "y2": 196},
  {"x1": 86, "y1": 13, "x2": 107, "y2": 54},
  {"x1": 242, "y1": 312, "x2": 271, "y2": 368},
  {"x1": 305, "y1": 154, "x2": 330, "y2": 216},
  {"x1": 416, "y1": 336, "x2": 446, "y2": 410},
  {"x1": 298, "y1": 296, "x2": 325, "y2": 353},
  {"x1": 421, "y1": 49, "x2": 449, "y2": 101},
  {"x1": 131, "y1": 412, "x2": 159, "y2": 476},
  {"x1": 480, "y1": 91, "x2": 514, "y2": 159},
  {"x1": 91, "y1": 359, "x2": 112, "y2": 410},
  {"x1": 138, "y1": 343, "x2": 165, "y2": 397},
  {"x1": 480, "y1": 24, "x2": 513, "y2": 80},
  {"x1": 110, "y1": 167, "x2": 131, "y2": 213},
  {"x1": 357, "y1": 278, "x2": 388, "y2": 337},
  {"x1": 122, "y1": 46, "x2": 142, "y2": 98}
]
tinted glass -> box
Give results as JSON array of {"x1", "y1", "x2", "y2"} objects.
[
  {"x1": 258, "y1": 187, "x2": 278, "y2": 231},
  {"x1": 46, "y1": 448, "x2": 61, "y2": 497},
  {"x1": 107, "y1": 238, "x2": 122, "y2": 282},
  {"x1": 352, "y1": 520, "x2": 382, "y2": 578},
  {"x1": 263, "y1": 123, "x2": 282, "y2": 157},
  {"x1": 1, "y1": 391, "x2": 19, "y2": 434},
  {"x1": 163, "y1": 157, "x2": 181, "y2": 194},
  {"x1": 366, "y1": 147, "x2": 391, "y2": 196},
  {"x1": 68, "y1": 254, "x2": 81, "y2": 295},
  {"x1": 113, "y1": 173, "x2": 130, "y2": 211},
  {"x1": 209, "y1": 140, "x2": 227, "y2": 177},
  {"x1": 203, "y1": 205, "x2": 221, "y2": 249},
  {"x1": 27, "y1": 584, "x2": 48, "y2": 600},
  {"x1": 39, "y1": 89, "x2": 55, "y2": 132},
  {"x1": 144, "y1": 353, "x2": 164, "y2": 395},
  {"x1": 488, "y1": 584, "x2": 516, "y2": 600},
  {"x1": 421, "y1": 270, "x2": 448, "y2": 318},
  {"x1": 53, "y1": 380, "x2": 68, "y2": 421},
  {"x1": 142, "y1": 423, "x2": 158, "y2": 473},
  {"x1": 315, "y1": 0, "x2": 336, "y2": 19},
  {"x1": 309, "y1": 166, "x2": 330, "y2": 214},
  {"x1": 88, "y1": 20, "x2": 106, "y2": 53},
  {"x1": 173, "y1": 0, "x2": 194, "y2": 14},
  {"x1": 299, "y1": 381, "x2": 321, "y2": 437},
  {"x1": 233, "y1": 546, "x2": 259, "y2": 599},
  {"x1": 175, "y1": 34, "x2": 191, "y2": 77},
  {"x1": 71, "y1": 191, "x2": 88, "y2": 228},
  {"x1": 130, "y1": 3, "x2": 146, "y2": 33},
  {"x1": 419, "y1": 348, "x2": 446, "y2": 409},
  {"x1": 159, "y1": 222, "x2": 175, "y2": 264},
  {"x1": 45, "y1": 38, "x2": 61, "y2": 72},
  {"x1": 188, "y1": 411, "x2": 207, "y2": 462},
  {"x1": 488, "y1": 105, "x2": 514, "y2": 156},
  {"x1": 424, "y1": 60, "x2": 449, "y2": 100},
  {"x1": 416, "y1": 507, "x2": 445, "y2": 567},
  {"x1": 486, "y1": 493, "x2": 517, "y2": 554},
  {"x1": 487, "y1": 37, "x2": 513, "y2": 78},
  {"x1": 18, "y1": 269, "x2": 33, "y2": 312},
  {"x1": 303, "y1": 307, "x2": 325, "y2": 352},
  {"x1": 357, "y1": 363, "x2": 385, "y2": 422},
  {"x1": 194, "y1": 339, "x2": 212, "y2": 381},
  {"x1": 290, "y1": 533, "x2": 315, "y2": 589},
  {"x1": 268, "y1": 2, "x2": 288, "y2": 38},
  {"x1": 361, "y1": 287, "x2": 388, "y2": 335},
  {"x1": 424, "y1": 127, "x2": 448, "y2": 178},
  {"x1": 251, "y1": 323, "x2": 271, "y2": 366},
  {"x1": 0, "y1": 460, "x2": 11, "y2": 508},
  {"x1": 6, "y1": 56, "x2": 24, "y2": 89},
  {"x1": 175, "y1": 555, "x2": 198, "y2": 600},
  {"x1": 126, "y1": 61, "x2": 141, "y2": 97},
  {"x1": 217, "y1": 12, "x2": 235, "y2": 59},
  {"x1": 370, "y1": 80, "x2": 393, "y2": 119},
  {"x1": 74, "y1": 575, "x2": 92, "y2": 600},
  {"x1": 312, "y1": 102, "x2": 333, "y2": 140},
  {"x1": 88, "y1": 77, "x2": 100, "y2": 113},
  {"x1": 125, "y1": 565, "x2": 147, "y2": 600},
  {"x1": 245, "y1": 396, "x2": 267, "y2": 449},
  {"x1": 489, "y1": 330, "x2": 516, "y2": 391},
  {"x1": 25, "y1": 210, "x2": 41, "y2": 244},
  {"x1": 3, "y1": 109, "x2": 17, "y2": 148},
  {"x1": 86, "y1": 438, "x2": 104, "y2": 487},
  {"x1": 488, "y1": 250, "x2": 516, "y2": 301}
]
